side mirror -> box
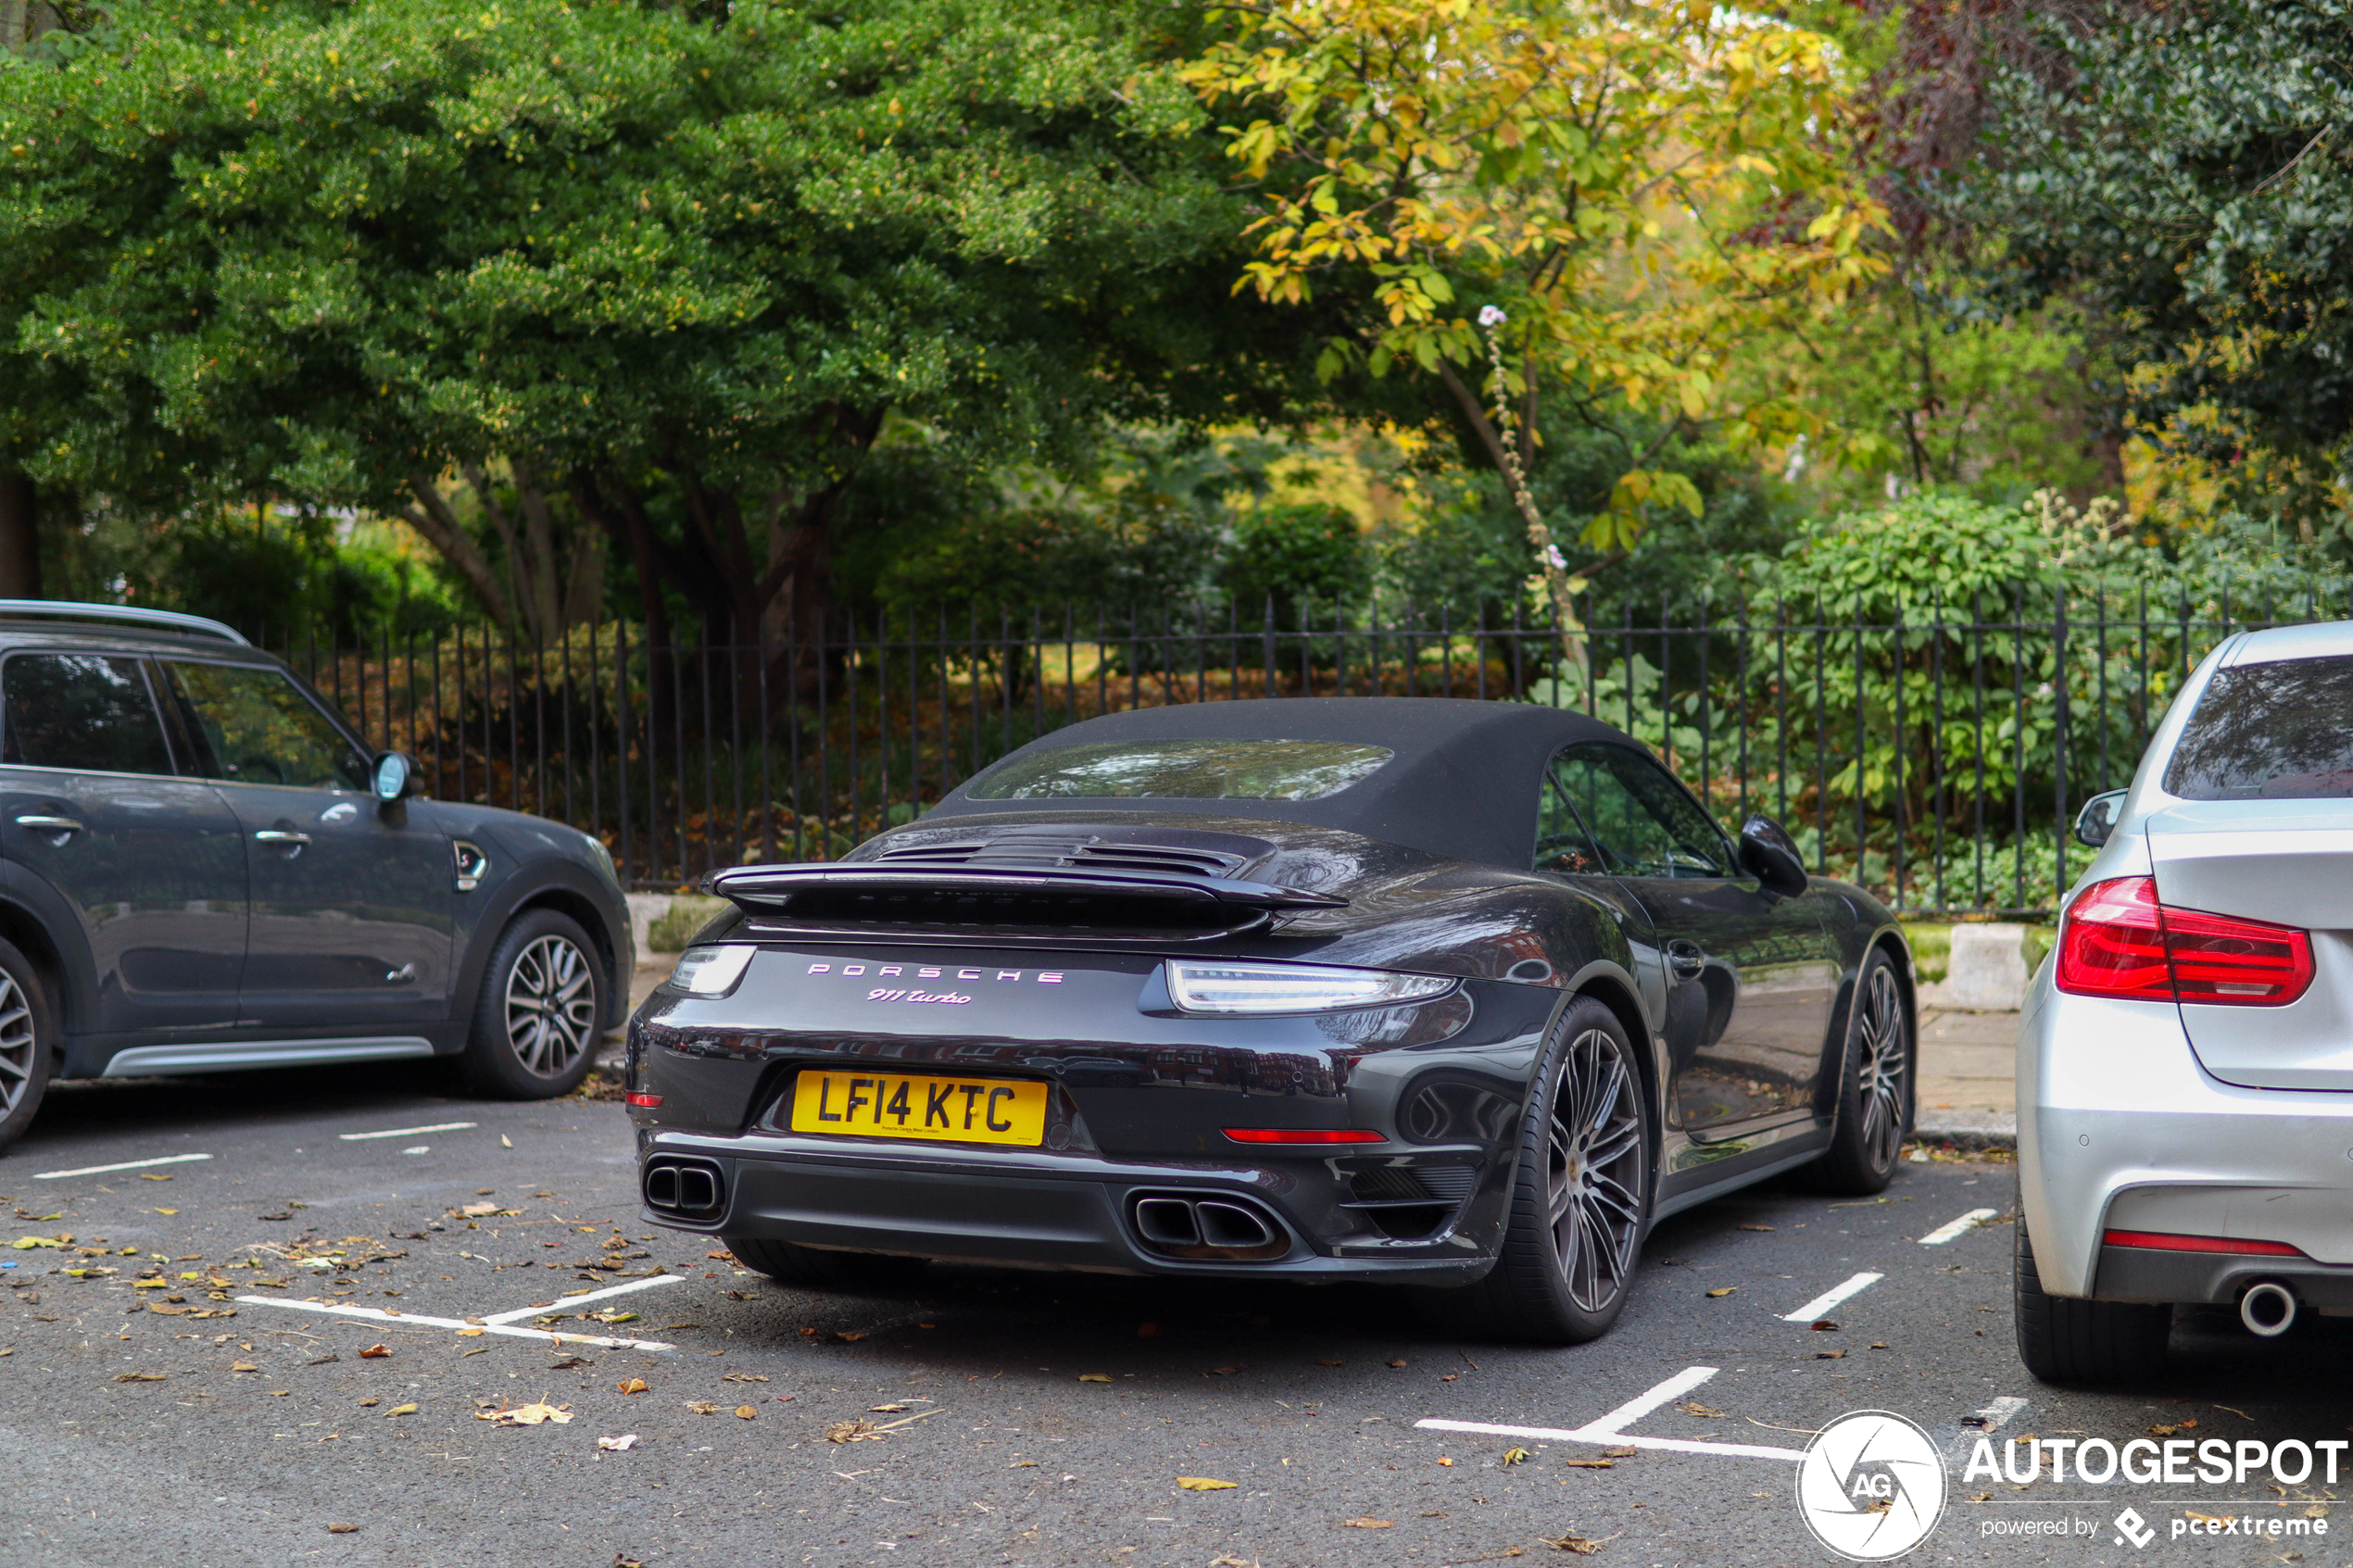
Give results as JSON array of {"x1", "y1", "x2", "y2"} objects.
[
  {"x1": 2074, "y1": 788, "x2": 2127, "y2": 848},
  {"x1": 372, "y1": 749, "x2": 422, "y2": 803},
  {"x1": 1737, "y1": 812, "x2": 1809, "y2": 899}
]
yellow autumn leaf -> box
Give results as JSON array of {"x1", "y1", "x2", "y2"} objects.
[{"x1": 1176, "y1": 1477, "x2": 1237, "y2": 1491}]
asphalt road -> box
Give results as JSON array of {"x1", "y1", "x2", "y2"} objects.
[{"x1": 5, "y1": 1066, "x2": 2347, "y2": 1568}]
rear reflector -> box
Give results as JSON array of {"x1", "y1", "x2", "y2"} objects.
[
  {"x1": 2103, "y1": 1228, "x2": 2307, "y2": 1258},
  {"x1": 625, "y1": 1092, "x2": 662, "y2": 1109},
  {"x1": 2056, "y1": 876, "x2": 2314, "y2": 1007},
  {"x1": 1222, "y1": 1127, "x2": 1384, "y2": 1145}
]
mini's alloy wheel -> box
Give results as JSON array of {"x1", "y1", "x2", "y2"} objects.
[
  {"x1": 459, "y1": 909, "x2": 605, "y2": 1098},
  {"x1": 1549, "y1": 1023, "x2": 1648, "y2": 1314},
  {"x1": 0, "y1": 938, "x2": 56, "y2": 1154},
  {"x1": 505, "y1": 933, "x2": 597, "y2": 1080}
]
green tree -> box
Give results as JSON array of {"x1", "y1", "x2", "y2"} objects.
[{"x1": 1, "y1": 0, "x2": 1334, "y2": 669}]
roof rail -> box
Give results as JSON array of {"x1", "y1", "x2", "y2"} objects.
[{"x1": 0, "y1": 599, "x2": 249, "y2": 646}]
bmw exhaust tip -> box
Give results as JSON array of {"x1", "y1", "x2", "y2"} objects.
[{"x1": 2240, "y1": 1280, "x2": 2298, "y2": 1338}]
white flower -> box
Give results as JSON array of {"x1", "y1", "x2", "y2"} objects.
[
  {"x1": 1478, "y1": 305, "x2": 1507, "y2": 327},
  {"x1": 1544, "y1": 545, "x2": 1567, "y2": 571}
]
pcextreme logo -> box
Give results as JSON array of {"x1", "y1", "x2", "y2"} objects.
[{"x1": 1796, "y1": 1411, "x2": 1949, "y2": 1561}]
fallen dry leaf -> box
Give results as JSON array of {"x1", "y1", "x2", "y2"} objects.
[
  {"x1": 1176, "y1": 1477, "x2": 1237, "y2": 1491},
  {"x1": 827, "y1": 1420, "x2": 878, "y2": 1443},
  {"x1": 832, "y1": 1331, "x2": 867, "y2": 1343},
  {"x1": 1677, "y1": 1401, "x2": 1725, "y2": 1419},
  {"x1": 735, "y1": 1406, "x2": 757, "y2": 1420},
  {"x1": 2147, "y1": 1424, "x2": 2179, "y2": 1438},
  {"x1": 326, "y1": 1524, "x2": 359, "y2": 1535},
  {"x1": 1315, "y1": 1358, "x2": 1344, "y2": 1367},
  {"x1": 358, "y1": 1398, "x2": 381, "y2": 1408},
  {"x1": 1386, "y1": 1357, "x2": 1408, "y2": 1368},
  {"x1": 386, "y1": 1404, "x2": 417, "y2": 1416},
  {"x1": 871, "y1": 1403, "x2": 910, "y2": 1411},
  {"x1": 720, "y1": 1374, "x2": 768, "y2": 1383},
  {"x1": 1705, "y1": 1287, "x2": 1736, "y2": 1298},
  {"x1": 1562, "y1": 1460, "x2": 1615, "y2": 1469},
  {"x1": 359, "y1": 1344, "x2": 390, "y2": 1359},
  {"x1": 457, "y1": 1328, "x2": 484, "y2": 1338},
  {"x1": 459, "y1": 1202, "x2": 499, "y2": 1218},
  {"x1": 1809, "y1": 1320, "x2": 1839, "y2": 1333},
  {"x1": 1340, "y1": 1517, "x2": 1392, "y2": 1528},
  {"x1": 1738, "y1": 1223, "x2": 1775, "y2": 1232},
  {"x1": 478, "y1": 1402, "x2": 573, "y2": 1426},
  {"x1": 1501, "y1": 1447, "x2": 1530, "y2": 1466},
  {"x1": 1077, "y1": 1374, "x2": 1112, "y2": 1384},
  {"x1": 1437, "y1": 1457, "x2": 1454, "y2": 1467},
  {"x1": 231, "y1": 1361, "x2": 258, "y2": 1374},
  {"x1": 617, "y1": 1378, "x2": 649, "y2": 1396},
  {"x1": 1816, "y1": 1349, "x2": 1846, "y2": 1360},
  {"x1": 113, "y1": 1372, "x2": 168, "y2": 1383},
  {"x1": 1543, "y1": 1534, "x2": 1603, "y2": 1554},
  {"x1": 1601, "y1": 1446, "x2": 1637, "y2": 1459},
  {"x1": 598, "y1": 1434, "x2": 639, "y2": 1451}
]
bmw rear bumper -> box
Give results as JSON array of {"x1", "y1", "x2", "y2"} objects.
[{"x1": 2019, "y1": 979, "x2": 2353, "y2": 1306}]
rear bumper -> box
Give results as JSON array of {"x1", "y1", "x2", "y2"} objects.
[
  {"x1": 637, "y1": 1131, "x2": 1500, "y2": 1286},
  {"x1": 2019, "y1": 979, "x2": 2353, "y2": 1300}
]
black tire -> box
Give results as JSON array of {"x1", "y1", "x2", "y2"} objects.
[
  {"x1": 2015, "y1": 1216, "x2": 2170, "y2": 1385},
  {"x1": 724, "y1": 1235, "x2": 930, "y2": 1292},
  {"x1": 458, "y1": 909, "x2": 606, "y2": 1098},
  {"x1": 1803, "y1": 947, "x2": 1913, "y2": 1195},
  {"x1": 1413, "y1": 995, "x2": 1654, "y2": 1345},
  {"x1": 0, "y1": 938, "x2": 56, "y2": 1156}
]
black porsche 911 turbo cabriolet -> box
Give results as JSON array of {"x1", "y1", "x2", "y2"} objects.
[{"x1": 625, "y1": 697, "x2": 1914, "y2": 1343}]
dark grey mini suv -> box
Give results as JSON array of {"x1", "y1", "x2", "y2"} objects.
[{"x1": 0, "y1": 600, "x2": 632, "y2": 1153}]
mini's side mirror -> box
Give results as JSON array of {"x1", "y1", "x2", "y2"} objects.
[
  {"x1": 372, "y1": 749, "x2": 422, "y2": 803},
  {"x1": 1737, "y1": 812, "x2": 1810, "y2": 899},
  {"x1": 2074, "y1": 788, "x2": 2127, "y2": 848}
]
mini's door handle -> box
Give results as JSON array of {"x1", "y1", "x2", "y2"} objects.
[
  {"x1": 254, "y1": 829, "x2": 312, "y2": 847},
  {"x1": 13, "y1": 814, "x2": 83, "y2": 835},
  {"x1": 1666, "y1": 939, "x2": 1707, "y2": 981},
  {"x1": 384, "y1": 962, "x2": 418, "y2": 984}
]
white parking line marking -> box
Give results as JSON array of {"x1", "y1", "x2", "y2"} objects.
[
  {"x1": 233, "y1": 1296, "x2": 676, "y2": 1351},
  {"x1": 33, "y1": 1152, "x2": 213, "y2": 1180},
  {"x1": 480, "y1": 1274, "x2": 686, "y2": 1325},
  {"x1": 1414, "y1": 1366, "x2": 1808, "y2": 1463},
  {"x1": 1919, "y1": 1208, "x2": 1998, "y2": 1246},
  {"x1": 1782, "y1": 1271, "x2": 1884, "y2": 1323},
  {"x1": 1972, "y1": 1396, "x2": 2029, "y2": 1431},
  {"x1": 338, "y1": 1122, "x2": 479, "y2": 1141},
  {"x1": 1584, "y1": 1363, "x2": 1720, "y2": 1431}
]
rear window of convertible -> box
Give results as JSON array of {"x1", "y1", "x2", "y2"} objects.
[
  {"x1": 966, "y1": 739, "x2": 1393, "y2": 801},
  {"x1": 2166, "y1": 655, "x2": 2353, "y2": 799}
]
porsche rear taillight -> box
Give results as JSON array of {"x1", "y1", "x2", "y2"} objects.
[{"x1": 2057, "y1": 875, "x2": 2314, "y2": 1007}]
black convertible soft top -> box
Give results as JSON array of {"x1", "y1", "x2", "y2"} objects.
[{"x1": 925, "y1": 697, "x2": 1634, "y2": 869}]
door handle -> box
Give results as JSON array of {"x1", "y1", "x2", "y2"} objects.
[
  {"x1": 13, "y1": 814, "x2": 83, "y2": 836},
  {"x1": 254, "y1": 829, "x2": 312, "y2": 847},
  {"x1": 1666, "y1": 939, "x2": 1707, "y2": 981}
]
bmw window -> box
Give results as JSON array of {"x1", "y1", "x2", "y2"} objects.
[{"x1": 2165, "y1": 656, "x2": 2353, "y2": 799}]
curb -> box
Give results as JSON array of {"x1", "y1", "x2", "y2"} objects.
[{"x1": 1912, "y1": 1115, "x2": 2017, "y2": 1152}]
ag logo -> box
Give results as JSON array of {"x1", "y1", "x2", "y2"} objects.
[{"x1": 1794, "y1": 1411, "x2": 1947, "y2": 1561}]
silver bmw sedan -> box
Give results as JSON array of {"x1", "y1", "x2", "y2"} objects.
[{"x1": 2018, "y1": 620, "x2": 2353, "y2": 1383}]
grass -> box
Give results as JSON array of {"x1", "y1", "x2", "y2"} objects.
[{"x1": 647, "y1": 896, "x2": 730, "y2": 954}]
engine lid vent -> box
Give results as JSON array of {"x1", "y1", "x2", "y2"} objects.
[{"x1": 875, "y1": 829, "x2": 1252, "y2": 881}]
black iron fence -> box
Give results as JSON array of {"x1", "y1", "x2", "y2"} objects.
[{"x1": 264, "y1": 580, "x2": 2353, "y2": 915}]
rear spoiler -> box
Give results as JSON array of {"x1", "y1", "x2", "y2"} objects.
[{"x1": 707, "y1": 862, "x2": 1346, "y2": 914}]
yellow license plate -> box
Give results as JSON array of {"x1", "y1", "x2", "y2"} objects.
[{"x1": 789, "y1": 1070, "x2": 1049, "y2": 1147}]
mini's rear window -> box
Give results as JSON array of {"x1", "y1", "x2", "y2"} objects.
[
  {"x1": 2165, "y1": 656, "x2": 2353, "y2": 800},
  {"x1": 967, "y1": 739, "x2": 1392, "y2": 801}
]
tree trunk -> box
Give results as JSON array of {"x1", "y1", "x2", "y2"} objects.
[{"x1": 0, "y1": 471, "x2": 43, "y2": 599}]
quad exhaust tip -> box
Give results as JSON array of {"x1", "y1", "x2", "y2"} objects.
[
  {"x1": 2241, "y1": 1280, "x2": 2297, "y2": 1337},
  {"x1": 643, "y1": 1156, "x2": 725, "y2": 1218},
  {"x1": 1131, "y1": 1194, "x2": 1289, "y2": 1261}
]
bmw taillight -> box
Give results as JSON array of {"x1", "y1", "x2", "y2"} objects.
[{"x1": 2057, "y1": 876, "x2": 2314, "y2": 1007}]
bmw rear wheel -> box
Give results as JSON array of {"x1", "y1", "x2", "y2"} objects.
[
  {"x1": 1417, "y1": 995, "x2": 1654, "y2": 1344},
  {"x1": 0, "y1": 938, "x2": 55, "y2": 1155},
  {"x1": 459, "y1": 909, "x2": 605, "y2": 1098}
]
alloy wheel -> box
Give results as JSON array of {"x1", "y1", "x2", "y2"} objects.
[
  {"x1": 0, "y1": 969, "x2": 32, "y2": 1116},
  {"x1": 1546, "y1": 1026, "x2": 1647, "y2": 1313},
  {"x1": 1854, "y1": 963, "x2": 1908, "y2": 1171},
  {"x1": 504, "y1": 935, "x2": 596, "y2": 1079}
]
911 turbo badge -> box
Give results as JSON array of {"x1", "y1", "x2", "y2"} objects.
[{"x1": 629, "y1": 696, "x2": 1908, "y2": 1348}]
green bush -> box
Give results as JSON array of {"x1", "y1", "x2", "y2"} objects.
[{"x1": 647, "y1": 897, "x2": 729, "y2": 955}]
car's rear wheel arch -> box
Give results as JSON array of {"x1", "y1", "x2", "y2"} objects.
[
  {"x1": 1568, "y1": 973, "x2": 1661, "y2": 1169},
  {"x1": 0, "y1": 897, "x2": 71, "y2": 1046},
  {"x1": 511, "y1": 886, "x2": 621, "y2": 1025}
]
